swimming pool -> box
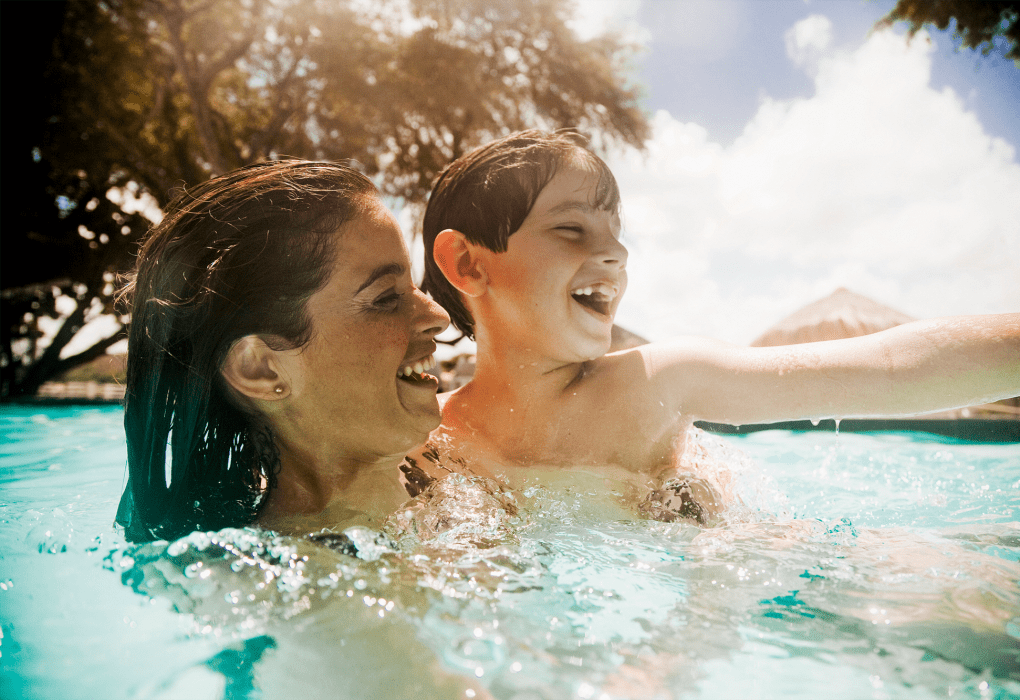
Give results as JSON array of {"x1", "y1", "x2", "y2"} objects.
[{"x1": 2, "y1": 404, "x2": 1018, "y2": 699}]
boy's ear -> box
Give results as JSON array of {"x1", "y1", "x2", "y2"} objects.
[
  {"x1": 221, "y1": 335, "x2": 290, "y2": 401},
  {"x1": 433, "y1": 229, "x2": 488, "y2": 298}
]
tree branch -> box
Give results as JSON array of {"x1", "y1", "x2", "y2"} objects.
[
  {"x1": 50, "y1": 326, "x2": 127, "y2": 378},
  {"x1": 157, "y1": 0, "x2": 231, "y2": 173},
  {"x1": 16, "y1": 292, "x2": 91, "y2": 396}
]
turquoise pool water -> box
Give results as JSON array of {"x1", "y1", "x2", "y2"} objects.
[{"x1": 1, "y1": 404, "x2": 1018, "y2": 699}]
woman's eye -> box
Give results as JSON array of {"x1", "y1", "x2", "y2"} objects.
[{"x1": 372, "y1": 292, "x2": 404, "y2": 311}]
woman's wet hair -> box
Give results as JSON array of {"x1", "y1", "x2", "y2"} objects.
[
  {"x1": 116, "y1": 160, "x2": 376, "y2": 542},
  {"x1": 421, "y1": 129, "x2": 620, "y2": 337}
]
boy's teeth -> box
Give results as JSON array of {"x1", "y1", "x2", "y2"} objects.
[{"x1": 571, "y1": 283, "x2": 615, "y2": 298}]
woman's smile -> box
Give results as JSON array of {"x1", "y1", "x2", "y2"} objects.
[{"x1": 276, "y1": 198, "x2": 450, "y2": 459}]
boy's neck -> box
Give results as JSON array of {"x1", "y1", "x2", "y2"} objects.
[
  {"x1": 444, "y1": 327, "x2": 599, "y2": 462},
  {"x1": 468, "y1": 327, "x2": 591, "y2": 405}
]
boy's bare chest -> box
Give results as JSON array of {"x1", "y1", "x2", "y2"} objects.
[{"x1": 443, "y1": 382, "x2": 690, "y2": 478}]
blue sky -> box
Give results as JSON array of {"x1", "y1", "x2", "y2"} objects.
[
  {"x1": 633, "y1": 0, "x2": 1020, "y2": 149},
  {"x1": 564, "y1": 0, "x2": 1020, "y2": 344}
]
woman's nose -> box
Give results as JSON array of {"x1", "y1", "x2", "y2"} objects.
[{"x1": 413, "y1": 288, "x2": 450, "y2": 337}]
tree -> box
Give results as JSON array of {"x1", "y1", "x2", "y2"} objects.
[
  {"x1": 3, "y1": 1, "x2": 153, "y2": 400},
  {"x1": 1, "y1": 0, "x2": 649, "y2": 400},
  {"x1": 876, "y1": 0, "x2": 1020, "y2": 62}
]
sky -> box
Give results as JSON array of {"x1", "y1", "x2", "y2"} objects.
[
  {"x1": 570, "y1": 0, "x2": 1020, "y2": 345},
  {"x1": 64, "y1": 0, "x2": 1020, "y2": 357}
]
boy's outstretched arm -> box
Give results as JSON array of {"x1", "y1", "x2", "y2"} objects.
[{"x1": 647, "y1": 313, "x2": 1020, "y2": 426}]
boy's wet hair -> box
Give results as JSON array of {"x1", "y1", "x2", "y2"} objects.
[{"x1": 421, "y1": 129, "x2": 621, "y2": 337}]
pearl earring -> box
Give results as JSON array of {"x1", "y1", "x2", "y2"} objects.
[{"x1": 274, "y1": 386, "x2": 284, "y2": 395}]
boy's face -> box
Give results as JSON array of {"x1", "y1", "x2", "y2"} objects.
[{"x1": 475, "y1": 163, "x2": 628, "y2": 363}]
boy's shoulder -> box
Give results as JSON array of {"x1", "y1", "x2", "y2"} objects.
[
  {"x1": 599, "y1": 336, "x2": 724, "y2": 383},
  {"x1": 595, "y1": 336, "x2": 740, "y2": 416},
  {"x1": 610, "y1": 336, "x2": 742, "y2": 385},
  {"x1": 566, "y1": 345, "x2": 678, "y2": 418}
]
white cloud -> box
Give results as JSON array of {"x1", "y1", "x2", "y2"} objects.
[
  {"x1": 609, "y1": 19, "x2": 1020, "y2": 344},
  {"x1": 566, "y1": 0, "x2": 649, "y2": 44},
  {"x1": 785, "y1": 14, "x2": 832, "y2": 68}
]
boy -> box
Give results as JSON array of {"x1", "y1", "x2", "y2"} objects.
[{"x1": 404, "y1": 129, "x2": 1020, "y2": 522}]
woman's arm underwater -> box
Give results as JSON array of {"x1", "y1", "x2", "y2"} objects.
[{"x1": 643, "y1": 313, "x2": 1020, "y2": 427}]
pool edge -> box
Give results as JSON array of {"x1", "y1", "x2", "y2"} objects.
[{"x1": 696, "y1": 418, "x2": 1020, "y2": 443}]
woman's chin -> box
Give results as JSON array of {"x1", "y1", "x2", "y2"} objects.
[
  {"x1": 401, "y1": 418, "x2": 441, "y2": 457},
  {"x1": 395, "y1": 375, "x2": 443, "y2": 427}
]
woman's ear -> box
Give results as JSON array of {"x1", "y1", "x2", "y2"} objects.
[
  {"x1": 221, "y1": 336, "x2": 290, "y2": 401},
  {"x1": 433, "y1": 229, "x2": 487, "y2": 298}
]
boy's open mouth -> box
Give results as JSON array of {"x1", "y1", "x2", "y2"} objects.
[
  {"x1": 570, "y1": 283, "x2": 617, "y2": 317},
  {"x1": 397, "y1": 355, "x2": 438, "y2": 385}
]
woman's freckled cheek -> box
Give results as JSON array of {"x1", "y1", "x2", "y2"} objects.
[{"x1": 364, "y1": 325, "x2": 408, "y2": 367}]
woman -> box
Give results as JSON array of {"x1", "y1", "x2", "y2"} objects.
[{"x1": 116, "y1": 160, "x2": 450, "y2": 542}]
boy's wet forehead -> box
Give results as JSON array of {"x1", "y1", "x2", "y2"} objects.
[
  {"x1": 530, "y1": 166, "x2": 622, "y2": 230},
  {"x1": 534, "y1": 165, "x2": 617, "y2": 212}
]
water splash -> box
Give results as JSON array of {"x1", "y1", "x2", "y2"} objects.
[
  {"x1": 11, "y1": 406, "x2": 1011, "y2": 700},
  {"x1": 387, "y1": 473, "x2": 524, "y2": 550}
]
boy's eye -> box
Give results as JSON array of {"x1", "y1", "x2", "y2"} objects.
[{"x1": 555, "y1": 225, "x2": 584, "y2": 236}]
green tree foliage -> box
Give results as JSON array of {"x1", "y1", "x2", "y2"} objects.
[
  {"x1": 2, "y1": 0, "x2": 649, "y2": 400},
  {"x1": 877, "y1": 0, "x2": 1020, "y2": 62}
]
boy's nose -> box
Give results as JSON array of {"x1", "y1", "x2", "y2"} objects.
[{"x1": 596, "y1": 234, "x2": 628, "y2": 269}]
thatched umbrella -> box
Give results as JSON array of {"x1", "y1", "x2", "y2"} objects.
[{"x1": 750, "y1": 287, "x2": 914, "y2": 347}]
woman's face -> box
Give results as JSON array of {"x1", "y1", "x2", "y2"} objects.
[{"x1": 276, "y1": 197, "x2": 450, "y2": 462}]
